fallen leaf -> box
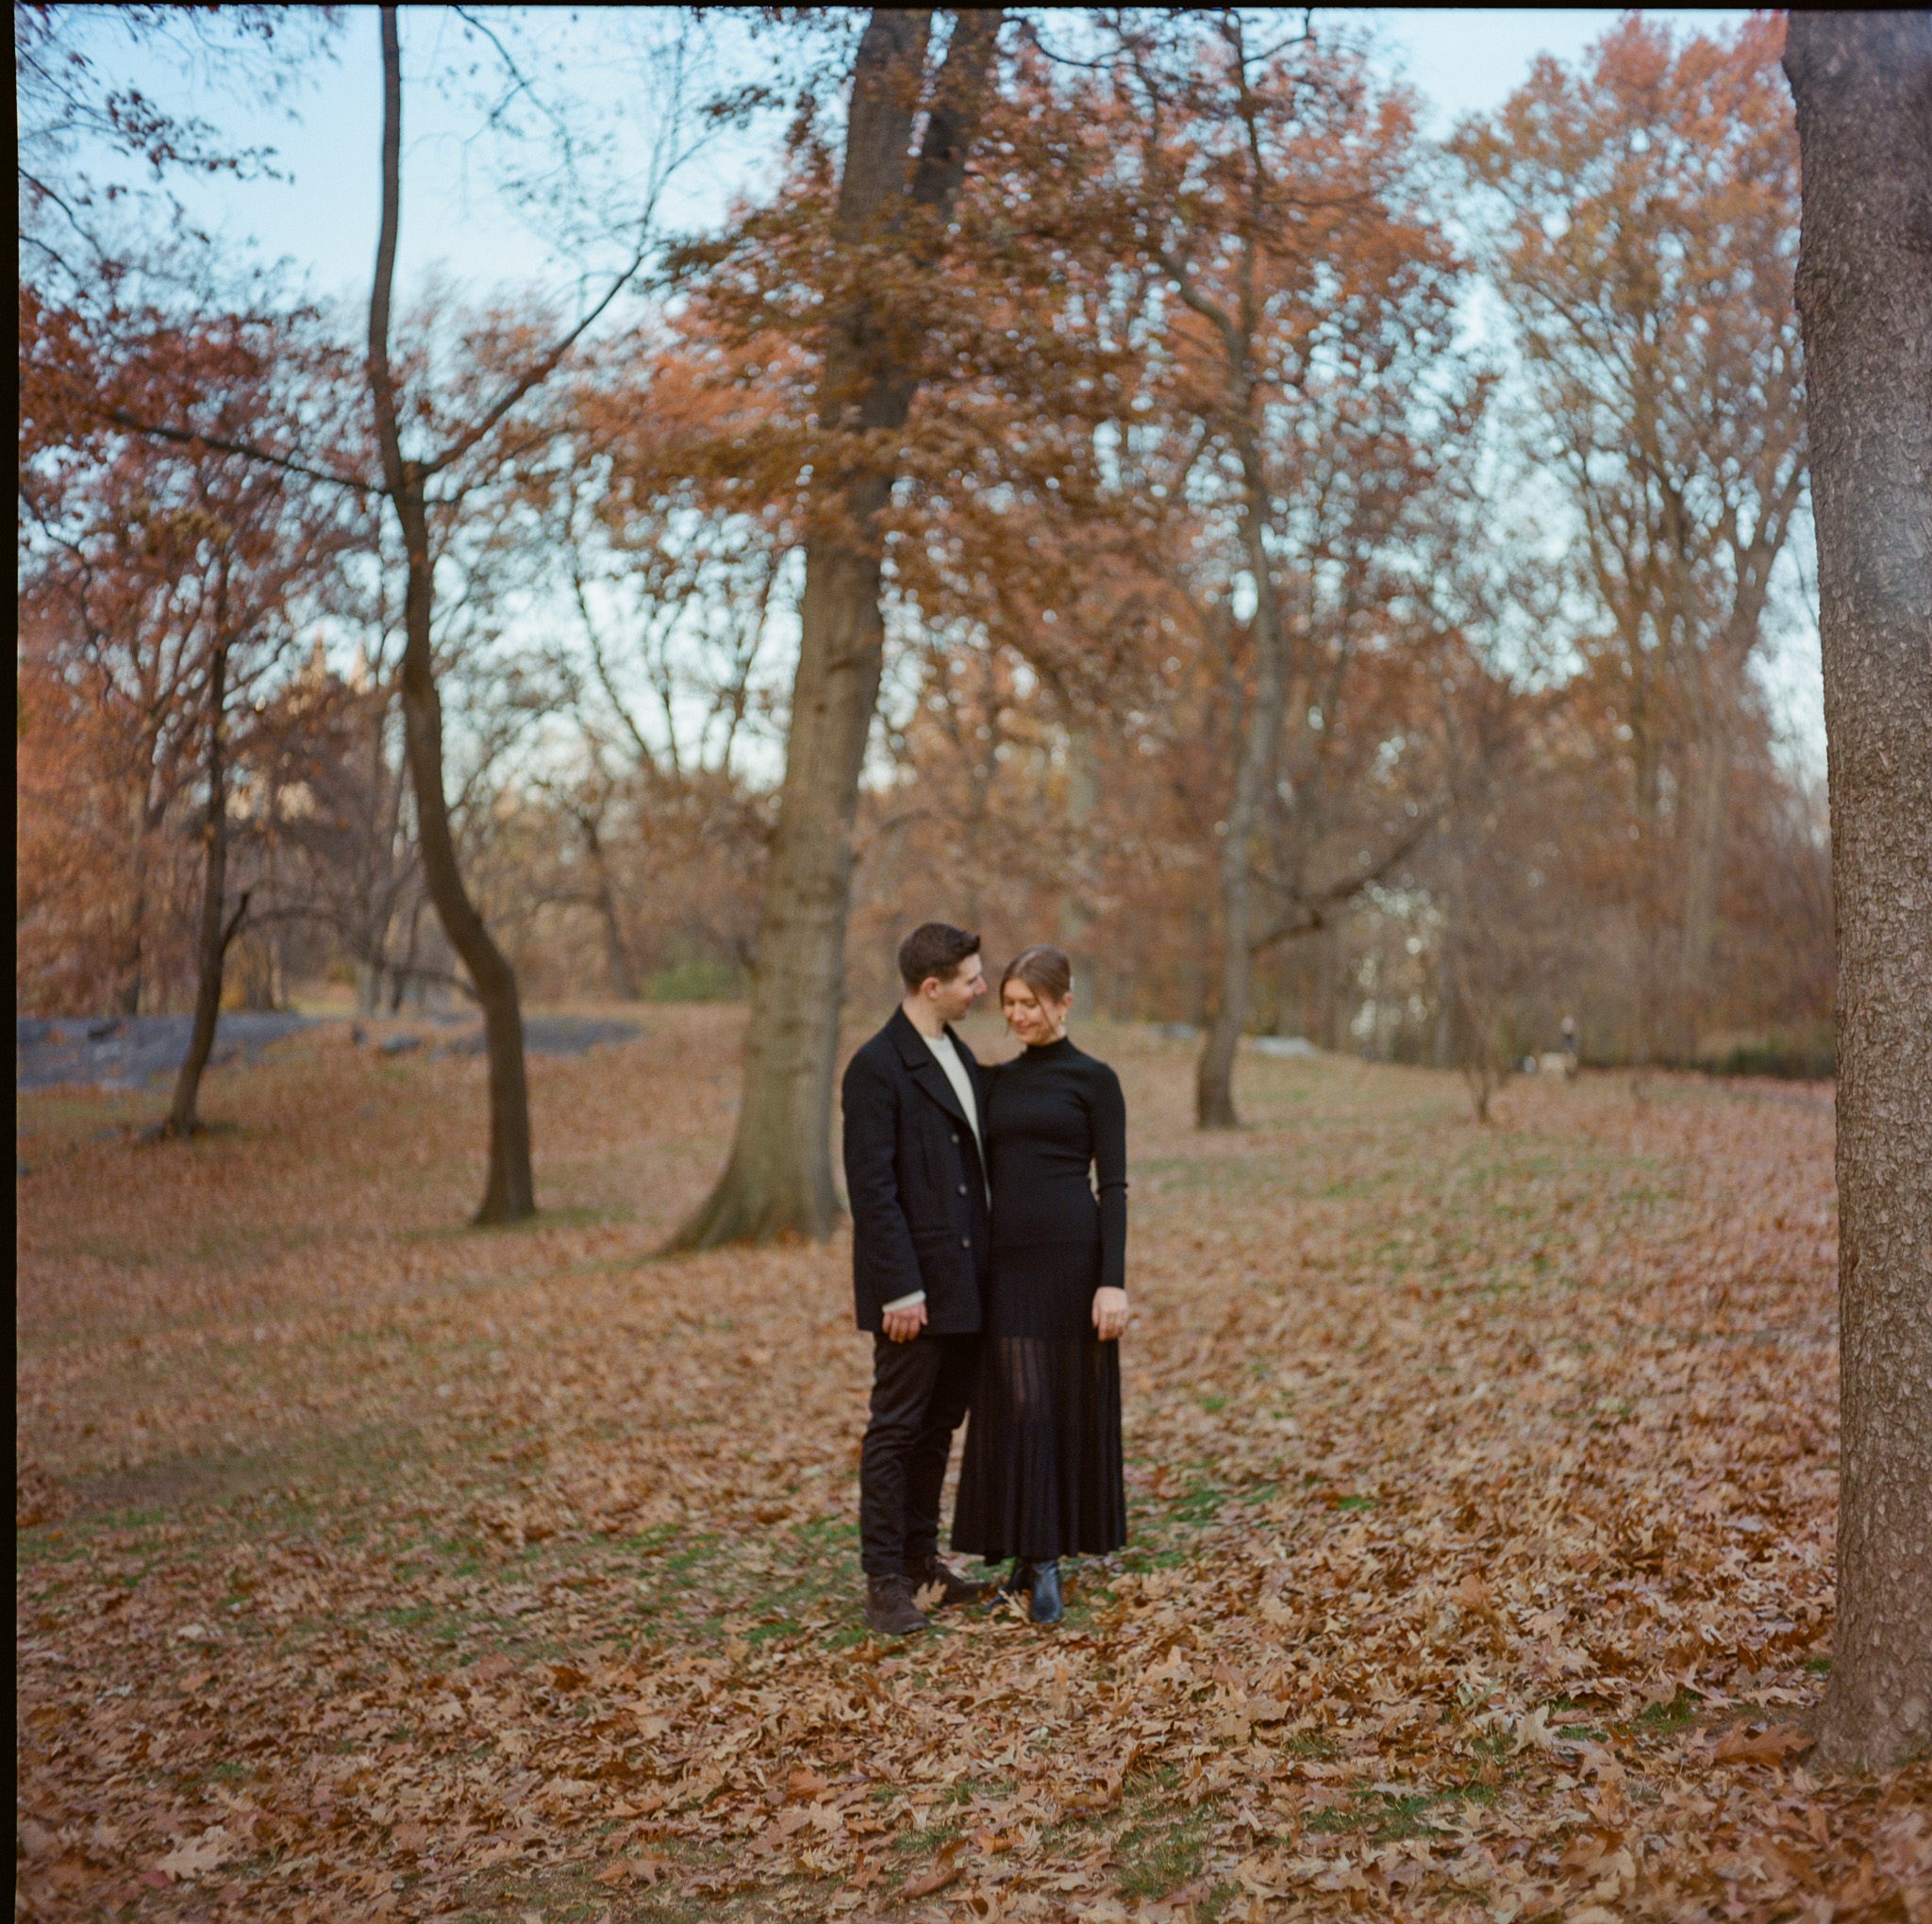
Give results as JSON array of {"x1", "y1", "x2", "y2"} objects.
[
  {"x1": 902, "y1": 1844, "x2": 964, "y2": 1898},
  {"x1": 1513, "y1": 1705, "x2": 1555, "y2": 1753},
  {"x1": 1714, "y1": 1723, "x2": 1811, "y2": 1765},
  {"x1": 17, "y1": 1818, "x2": 59, "y2": 1860},
  {"x1": 155, "y1": 1826, "x2": 234, "y2": 1882}
]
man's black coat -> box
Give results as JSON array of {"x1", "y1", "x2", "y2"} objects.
[{"x1": 841, "y1": 1007, "x2": 991, "y2": 1335}]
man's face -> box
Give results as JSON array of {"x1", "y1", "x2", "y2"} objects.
[{"x1": 928, "y1": 953, "x2": 988, "y2": 1023}]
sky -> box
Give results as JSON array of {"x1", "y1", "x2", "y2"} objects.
[
  {"x1": 43, "y1": 7, "x2": 1819, "y2": 768},
  {"x1": 97, "y1": 9, "x2": 1753, "y2": 307}
]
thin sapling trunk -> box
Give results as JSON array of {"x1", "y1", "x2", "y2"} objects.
[{"x1": 367, "y1": 6, "x2": 535, "y2": 1223}]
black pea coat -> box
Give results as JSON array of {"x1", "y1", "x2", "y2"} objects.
[{"x1": 841, "y1": 1007, "x2": 991, "y2": 1335}]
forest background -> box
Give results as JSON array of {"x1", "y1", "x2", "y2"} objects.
[{"x1": 17, "y1": 4, "x2": 1832, "y2": 1107}]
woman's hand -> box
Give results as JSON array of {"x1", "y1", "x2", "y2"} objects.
[{"x1": 1092, "y1": 1286, "x2": 1129, "y2": 1342}]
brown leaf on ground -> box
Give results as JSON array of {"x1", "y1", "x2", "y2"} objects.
[
  {"x1": 1714, "y1": 1723, "x2": 1813, "y2": 1764},
  {"x1": 900, "y1": 1842, "x2": 964, "y2": 1896}
]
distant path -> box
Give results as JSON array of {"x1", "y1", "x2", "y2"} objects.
[{"x1": 15, "y1": 1012, "x2": 644, "y2": 1091}]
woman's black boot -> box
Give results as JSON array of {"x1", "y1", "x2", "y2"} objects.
[
  {"x1": 990, "y1": 1558, "x2": 1031, "y2": 1609},
  {"x1": 1027, "y1": 1559, "x2": 1063, "y2": 1626}
]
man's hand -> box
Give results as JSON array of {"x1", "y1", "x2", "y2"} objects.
[
  {"x1": 882, "y1": 1301, "x2": 928, "y2": 1344},
  {"x1": 1092, "y1": 1286, "x2": 1129, "y2": 1342}
]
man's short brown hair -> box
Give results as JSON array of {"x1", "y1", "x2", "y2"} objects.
[{"x1": 897, "y1": 922, "x2": 981, "y2": 991}]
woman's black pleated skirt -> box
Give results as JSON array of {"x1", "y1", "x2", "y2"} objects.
[{"x1": 951, "y1": 1238, "x2": 1127, "y2": 1563}]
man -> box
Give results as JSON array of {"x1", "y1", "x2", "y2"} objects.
[{"x1": 842, "y1": 922, "x2": 996, "y2": 1634}]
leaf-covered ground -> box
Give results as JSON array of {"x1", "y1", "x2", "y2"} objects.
[{"x1": 15, "y1": 1009, "x2": 1928, "y2": 1921}]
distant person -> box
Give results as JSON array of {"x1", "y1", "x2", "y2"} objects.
[
  {"x1": 1560, "y1": 1014, "x2": 1579, "y2": 1078},
  {"x1": 841, "y1": 923, "x2": 997, "y2": 1636},
  {"x1": 952, "y1": 944, "x2": 1129, "y2": 1625}
]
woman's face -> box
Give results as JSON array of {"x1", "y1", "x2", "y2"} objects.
[{"x1": 1003, "y1": 975, "x2": 1072, "y2": 1046}]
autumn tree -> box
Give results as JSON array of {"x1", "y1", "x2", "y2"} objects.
[
  {"x1": 669, "y1": 8, "x2": 1005, "y2": 1247},
  {"x1": 17, "y1": 519, "x2": 197, "y2": 1017},
  {"x1": 1782, "y1": 7, "x2": 1932, "y2": 1775},
  {"x1": 1037, "y1": 12, "x2": 1465, "y2": 1125},
  {"x1": 20, "y1": 307, "x2": 358, "y2": 1127},
  {"x1": 232, "y1": 619, "x2": 434, "y2": 1015},
  {"x1": 1455, "y1": 15, "x2": 1807, "y2": 1061}
]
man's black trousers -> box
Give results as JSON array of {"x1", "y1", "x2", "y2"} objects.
[{"x1": 858, "y1": 1332, "x2": 978, "y2": 1577}]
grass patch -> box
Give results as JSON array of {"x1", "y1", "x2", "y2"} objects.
[
  {"x1": 1166, "y1": 1484, "x2": 1224, "y2": 1525},
  {"x1": 1114, "y1": 1803, "x2": 1212, "y2": 1899},
  {"x1": 1636, "y1": 1688, "x2": 1702, "y2": 1733}
]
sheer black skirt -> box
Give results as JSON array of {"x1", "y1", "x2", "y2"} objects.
[{"x1": 950, "y1": 1239, "x2": 1127, "y2": 1563}]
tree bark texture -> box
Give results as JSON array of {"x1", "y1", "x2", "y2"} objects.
[
  {"x1": 671, "y1": 8, "x2": 1002, "y2": 1248},
  {"x1": 369, "y1": 7, "x2": 535, "y2": 1223},
  {"x1": 1784, "y1": 8, "x2": 1932, "y2": 1773},
  {"x1": 1197, "y1": 431, "x2": 1289, "y2": 1128},
  {"x1": 167, "y1": 638, "x2": 236, "y2": 1136}
]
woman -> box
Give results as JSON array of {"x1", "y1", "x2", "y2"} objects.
[{"x1": 951, "y1": 944, "x2": 1129, "y2": 1624}]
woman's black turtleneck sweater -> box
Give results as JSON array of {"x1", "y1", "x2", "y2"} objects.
[{"x1": 985, "y1": 1036, "x2": 1128, "y2": 1299}]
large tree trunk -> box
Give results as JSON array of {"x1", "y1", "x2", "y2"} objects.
[
  {"x1": 670, "y1": 8, "x2": 1002, "y2": 1249},
  {"x1": 167, "y1": 639, "x2": 242, "y2": 1136},
  {"x1": 1197, "y1": 433, "x2": 1288, "y2": 1128},
  {"x1": 1784, "y1": 8, "x2": 1932, "y2": 1774},
  {"x1": 369, "y1": 8, "x2": 535, "y2": 1223}
]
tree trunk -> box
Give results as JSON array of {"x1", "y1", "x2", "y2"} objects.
[
  {"x1": 119, "y1": 776, "x2": 158, "y2": 1016},
  {"x1": 1058, "y1": 723, "x2": 1097, "y2": 1022},
  {"x1": 669, "y1": 8, "x2": 1002, "y2": 1249},
  {"x1": 1784, "y1": 8, "x2": 1932, "y2": 1774},
  {"x1": 369, "y1": 7, "x2": 535, "y2": 1223},
  {"x1": 167, "y1": 641, "x2": 238, "y2": 1136},
  {"x1": 579, "y1": 814, "x2": 638, "y2": 1001},
  {"x1": 1675, "y1": 701, "x2": 1732, "y2": 1053},
  {"x1": 596, "y1": 881, "x2": 639, "y2": 1003},
  {"x1": 1197, "y1": 435, "x2": 1288, "y2": 1128},
  {"x1": 119, "y1": 867, "x2": 146, "y2": 1016}
]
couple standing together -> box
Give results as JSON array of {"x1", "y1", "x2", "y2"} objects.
[{"x1": 842, "y1": 922, "x2": 1130, "y2": 1634}]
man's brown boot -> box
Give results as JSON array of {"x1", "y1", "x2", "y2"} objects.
[
  {"x1": 905, "y1": 1554, "x2": 992, "y2": 1609},
  {"x1": 864, "y1": 1574, "x2": 928, "y2": 1636}
]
